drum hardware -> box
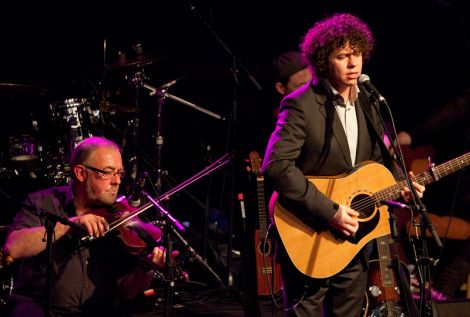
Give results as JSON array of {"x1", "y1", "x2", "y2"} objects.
[
  {"x1": 0, "y1": 82, "x2": 54, "y2": 98},
  {"x1": 143, "y1": 82, "x2": 225, "y2": 121},
  {"x1": 98, "y1": 99, "x2": 139, "y2": 114},
  {"x1": 0, "y1": 249, "x2": 13, "y2": 306},
  {"x1": 49, "y1": 97, "x2": 103, "y2": 155},
  {"x1": 106, "y1": 55, "x2": 167, "y2": 70},
  {"x1": 9, "y1": 135, "x2": 39, "y2": 162}
]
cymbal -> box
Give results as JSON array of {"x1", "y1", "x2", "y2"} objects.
[
  {"x1": 106, "y1": 55, "x2": 167, "y2": 70},
  {"x1": 0, "y1": 225, "x2": 8, "y2": 233},
  {"x1": 0, "y1": 83, "x2": 54, "y2": 98}
]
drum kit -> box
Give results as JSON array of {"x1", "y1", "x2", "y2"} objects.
[
  {"x1": 0, "y1": 86, "x2": 103, "y2": 184},
  {"x1": 0, "y1": 54, "x2": 174, "y2": 186},
  {"x1": 0, "y1": 46, "x2": 224, "y2": 191}
]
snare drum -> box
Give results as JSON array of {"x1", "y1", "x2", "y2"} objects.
[{"x1": 9, "y1": 135, "x2": 39, "y2": 162}]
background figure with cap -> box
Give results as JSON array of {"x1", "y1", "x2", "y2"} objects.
[
  {"x1": 272, "y1": 51, "x2": 313, "y2": 117},
  {"x1": 262, "y1": 13, "x2": 425, "y2": 317}
]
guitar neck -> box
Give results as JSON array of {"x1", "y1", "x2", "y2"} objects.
[
  {"x1": 376, "y1": 236, "x2": 395, "y2": 287},
  {"x1": 256, "y1": 175, "x2": 268, "y2": 239},
  {"x1": 374, "y1": 152, "x2": 470, "y2": 204}
]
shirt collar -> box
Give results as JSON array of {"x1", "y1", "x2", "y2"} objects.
[{"x1": 322, "y1": 78, "x2": 359, "y2": 106}]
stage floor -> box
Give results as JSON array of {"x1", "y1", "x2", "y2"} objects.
[{"x1": 126, "y1": 286, "x2": 284, "y2": 317}]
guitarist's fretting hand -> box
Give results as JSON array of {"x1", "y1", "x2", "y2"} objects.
[
  {"x1": 401, "y1": 171, "x2": 426, "y2": 202},
  {"x1": 330, "y1": 205, "x2": 359, "y2": 237}
]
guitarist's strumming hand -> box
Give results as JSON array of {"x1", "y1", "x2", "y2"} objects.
[{"x1": 330, "y1": 205, "x2": 359, "y2": 237}]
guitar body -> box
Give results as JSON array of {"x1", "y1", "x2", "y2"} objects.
[
  {"x1": 270, "y1": 152, "x2": 469, "y2": 278},
  {"x1": 366, "y1": 259, "x2": 408, "y2": 317},
  {"x1": 254, "y1": 229, "x2": 283, "y2": 296},
  {"x1": 271, "y1": 161, "x2": 395, "y2": 278}
]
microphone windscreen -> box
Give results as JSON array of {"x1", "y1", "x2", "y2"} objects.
[{"x1": 358, "y1": 73, "x2": 370, "y2": 83}]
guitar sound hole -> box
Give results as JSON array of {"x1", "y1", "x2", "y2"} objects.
[
  {"x1": 258, "y1": 240, "x2": 272, "y2": 255},
  {"x1": 351, "y1": 194, "x2": 375, "y2": 219}
]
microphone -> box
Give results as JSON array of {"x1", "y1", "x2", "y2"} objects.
[
  {"x1": 128, "y1": 172, "x2": 148, "y2": 208},
  {"x1": 358, "y1": 74, "x2": 387, "y2": 104},
  {"x1": 381, "y1": 200, "x2": 411, "y2": 210}
]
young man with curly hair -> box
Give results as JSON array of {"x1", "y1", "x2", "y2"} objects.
[{"x1": 263, "y1": 13, "x2": 424, "y2": 316}]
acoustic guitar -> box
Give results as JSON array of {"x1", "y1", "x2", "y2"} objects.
[
  {"x1": 248, "y1": 151, "x2": 283, "y2": 296},
  {"x1": 270, "y1": 152, "x2": 470, "y2": 278}
]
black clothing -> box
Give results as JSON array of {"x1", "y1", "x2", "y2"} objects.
[
  {"x1": 263, "y1": 80, "x2": 396, "y2": 317},
  {"x1": 7, "y1": 185, "x2": 136, "y2": 317}
]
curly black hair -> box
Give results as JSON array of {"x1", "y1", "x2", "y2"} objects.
[{"x1": 300, "y1": 13, "x2": 374, "y2": 79}]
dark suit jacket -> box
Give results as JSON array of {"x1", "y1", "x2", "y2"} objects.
[{"x1": 263, "y1": 79, "x2": 393, "y2": 226}]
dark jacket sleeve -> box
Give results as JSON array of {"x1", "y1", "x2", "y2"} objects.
[{"x1": 262, "y1": 92, "x2": 339, "y2": 225}]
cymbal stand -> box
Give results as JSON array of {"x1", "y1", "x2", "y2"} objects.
[
  {"x1": 143, "y1": 82, "x2": 225, "y2": 260},
  {"x1": 67, "y1": 109, "x2": 84, "y2": 156},
  {"x1": 144, "y1": 83, "x2": 225, "y2": 121},
  {"x1": 188, "y1": 0, "x2": 263, "y2": 289},
  {"x1": 142, "y1": 83, "x2": 225, "y2": 194},
  {"x1": 125, "y1": 69, "x2": 148, "y2": 185},
  {"x1": 155, "y1": 86, "x2": 165, "y2": 196}
]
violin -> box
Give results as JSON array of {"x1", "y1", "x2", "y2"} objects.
[
  {"x1": 107, "y1": 196, "x2": 162, "y2": 255},
  {"x1": 105, "y1": 197, "x2": 188, "y2": 282}
]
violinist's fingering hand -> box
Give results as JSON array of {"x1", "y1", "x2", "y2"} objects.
[
  {"x1": 144, "y1": 246, "x2": 180, "y2": 270},
  {"x1": 71, "y1": 214, "x2": 110, "y2": 238}
]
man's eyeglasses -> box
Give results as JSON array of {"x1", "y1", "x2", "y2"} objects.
[{"x1": 81, "y1": 164, "x2": 126, "y2": 180}]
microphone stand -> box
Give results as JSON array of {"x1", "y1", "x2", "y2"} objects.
[
  {"x1": 142, "y1": 191, "x2": 224, "y2": 317},
  {"x1": 142, "y1": 82, "x2": 225, "y2": 222},
  {"x1": 10, "y1": 199, "x2": 87, "y2": 317},
  {"x1": 372, "y1": 93, "x2": 442, "y2": 316}
]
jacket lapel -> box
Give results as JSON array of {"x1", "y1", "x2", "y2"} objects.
[{"x1": 316, "y1": 92, "x2": 352, "y2": 167}]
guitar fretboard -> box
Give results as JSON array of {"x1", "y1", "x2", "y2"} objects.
[
  {"x1": 256, "y1": 175, "x2": 269, "y2": 239},
  {"x1": 374, "y1": 152, "x2": 469, "y2": 204},
  {"x1": 377, "y1": 236, "x2": 394, "y2": 287}
]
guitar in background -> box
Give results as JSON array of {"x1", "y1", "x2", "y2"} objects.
[
  {"x1": 366, "y1": 235, "x2": 409, "y2": 317},
  {"x1": 248, "y1": 151, "x2": 283, "y2": 296}
]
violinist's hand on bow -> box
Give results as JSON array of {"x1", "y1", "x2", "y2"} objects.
[
  {"x1": 143, "y1": 246, "x2": 180, "y2": 270},
  {"x1": 401, "y1": 171, "x2": 425, "y2": 203},
  {"x1": 70, "y1": 210, "x2": 110, "y2": 238}
]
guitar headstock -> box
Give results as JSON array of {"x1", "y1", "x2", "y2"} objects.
[{"x1": 248, "y1": 151, "x2": 263, "y2": 176}]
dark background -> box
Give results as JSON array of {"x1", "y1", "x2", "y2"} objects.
[{"x1": 0, "y1": 0, "x2": 469, "y2": 289}]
